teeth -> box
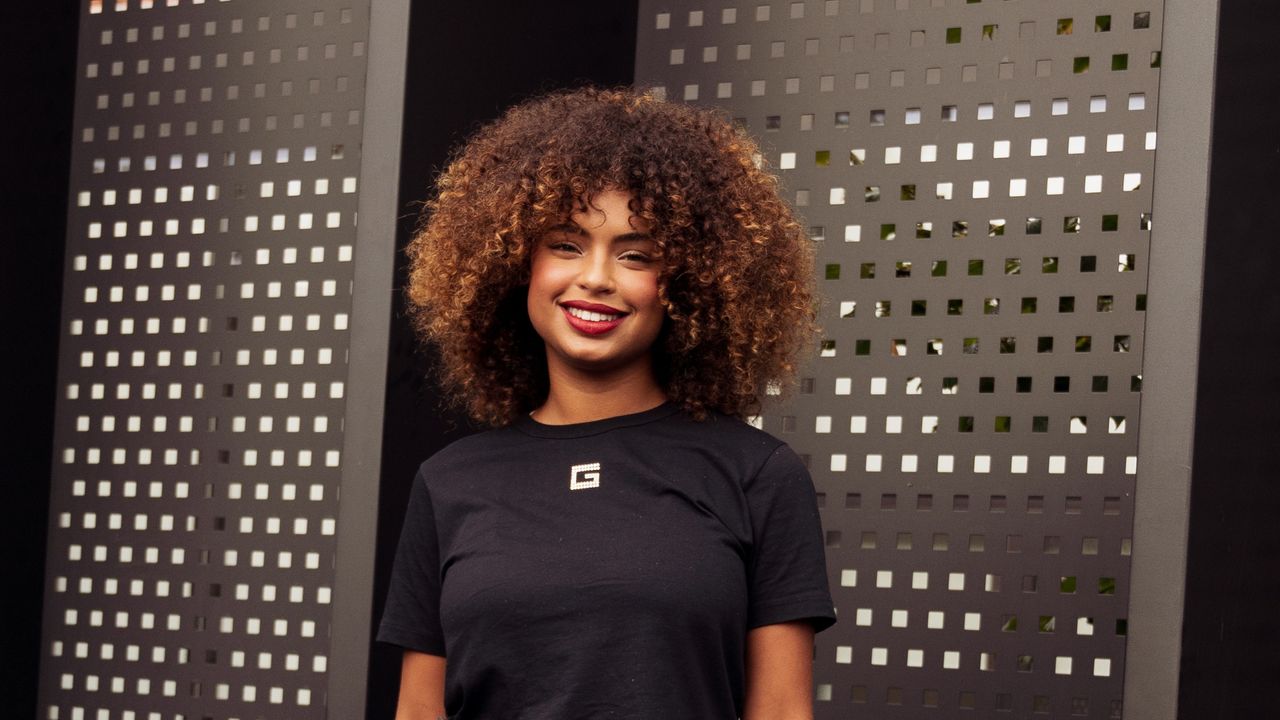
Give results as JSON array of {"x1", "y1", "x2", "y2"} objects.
[{"x1": 566, "y1": 306, "x2": 621, "y2": 323}]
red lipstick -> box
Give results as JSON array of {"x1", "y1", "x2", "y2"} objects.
[
  {"x1": 560, "y1": 300, "x2": 626, "y2": 314},
  {"x1": 559, "y1": 300, "x2": 628, "y2": 335}
]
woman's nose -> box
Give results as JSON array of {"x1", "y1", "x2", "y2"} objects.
[{"x1": 577, "y1": 251, "x2": 615, "y2": 292}]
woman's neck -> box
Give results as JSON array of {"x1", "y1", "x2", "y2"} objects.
[{"x1": 533, "y1": 358, "x2": 668, "y2": 425}]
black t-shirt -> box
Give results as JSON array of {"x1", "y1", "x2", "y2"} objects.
[{"x1": 377, "y1": 402, "x2": 836, "y2": 719}]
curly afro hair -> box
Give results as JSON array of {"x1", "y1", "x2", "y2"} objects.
[{"x1": 406, "y1": 86, "x2": 816, "y2": 426}]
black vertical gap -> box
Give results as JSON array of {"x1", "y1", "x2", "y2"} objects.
[
  {"x1": 366, "y1": 4, "x2": 639, "y2": 717},
  {"x1": 2, "y1": 1, "x2": 79, "y2": 716},
  {"x1": 1178, "y1": 2, "x2": 1280, "y2": 718}
]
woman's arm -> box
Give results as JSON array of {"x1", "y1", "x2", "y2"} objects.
[
  {"x1": 395, "y1": 650, "x2": 447, "y2": 720},
  {"x1": 742, "y1": 621, "x2": 816, "y2": 720}
]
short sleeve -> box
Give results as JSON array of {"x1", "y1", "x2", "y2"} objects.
[
  {"x1": 376, "y1": 467, "x2": 447, "y2": 655},
  {"x1": 744, "y1": 444, "x2": 837, "y2": 632}
]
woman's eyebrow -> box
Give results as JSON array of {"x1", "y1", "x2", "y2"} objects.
[
  {"x1": 545, "y1": 222, "x2": 587, "y2": 235},
  {"x1": 549, "y1": 222, "x2": 652, "y2": 243}
]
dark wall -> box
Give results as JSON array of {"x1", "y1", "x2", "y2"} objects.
[
  {"x1": 1178, "y1": 1, "x2": 1280, "y2": 718},
  {"x1": 365, "y1": 3, "x2": 638, "y2": 716},
  {"x1": 3, "y1": 1, "x2": 78, "y2": 716}
]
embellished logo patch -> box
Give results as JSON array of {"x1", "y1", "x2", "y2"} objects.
[{"x1": 569, "y1": 462, "x2": 601, "y2": 490}]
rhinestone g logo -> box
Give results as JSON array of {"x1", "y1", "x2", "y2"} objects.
[{"x1": 569, "y1": 462, "x2": 601, "y2": 490}]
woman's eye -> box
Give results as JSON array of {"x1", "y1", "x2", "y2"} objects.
[{"x1": 619, "y1": 252, "x2": 652, "y2": 263}]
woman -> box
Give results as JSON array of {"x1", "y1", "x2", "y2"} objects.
[{"x1": 379, "y1": 87, "x2": 836, "y2": 719}]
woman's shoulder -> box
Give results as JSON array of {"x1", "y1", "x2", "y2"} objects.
[
  {"x1": 658, "y1": 407, "x2": 798, "y2": 469},
  {"x1": 671, "y1": 406, "x2": 785, "y2": 442},
  {"x1": 412, "y1": 424, "x2": 526, "y2": 479}
]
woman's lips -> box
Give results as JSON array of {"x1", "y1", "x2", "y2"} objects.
[
  {"x1": 561, "y1": 300, "x2": 625, "y2": 314},
  {"x1": 560, "y1": 302, "x2": 627, "y2": 335}
]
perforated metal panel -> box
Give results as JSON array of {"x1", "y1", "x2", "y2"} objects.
[
  {"x1": 38, "y1": 1, "x2": 382, "y2": 717},
  {"x1": 637, "y1": 1, "x2": 1162, "y2": 716}
]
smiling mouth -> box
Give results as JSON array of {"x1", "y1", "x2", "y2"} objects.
[
  {"x1": 559, "y1": 303, "x2": 628, "y2": 335},
  {"x1": 564, "y1": 305, "x2": 623, "y2": 323}
]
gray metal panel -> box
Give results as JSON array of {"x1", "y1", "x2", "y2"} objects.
[
  {"x1": 637, "y1": 1, "x2": 1167, "y2": 716},
  {"x1": 38, "y1": 1, "x2": 380, "y2": 717}
]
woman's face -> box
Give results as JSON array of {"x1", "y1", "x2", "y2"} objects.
[{"x1": 527, "y1": 189, "x2": 665, "y2": 379}]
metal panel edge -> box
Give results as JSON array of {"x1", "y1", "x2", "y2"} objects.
[
  {"x1": 1125, "y1": 0, "x2": 1220, "y2": 717},
  {"x1": 329, "y1": 0, "x2": 411, "y2": 715}
]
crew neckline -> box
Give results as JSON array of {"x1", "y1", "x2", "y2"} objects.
[{"x1": 514, "y1": 401, "x2": 682, "y2": 439}]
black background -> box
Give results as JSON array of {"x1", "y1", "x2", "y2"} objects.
[
  {"x1": 8, "y1": 2, "x2": 1279, "y2": 718},
  {"x1": 4, "y1": 0, "x2": 79, "y2": 715},
  {"x1": 1176, "y1": 1, "x2": 1280, "y2": 718}
]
